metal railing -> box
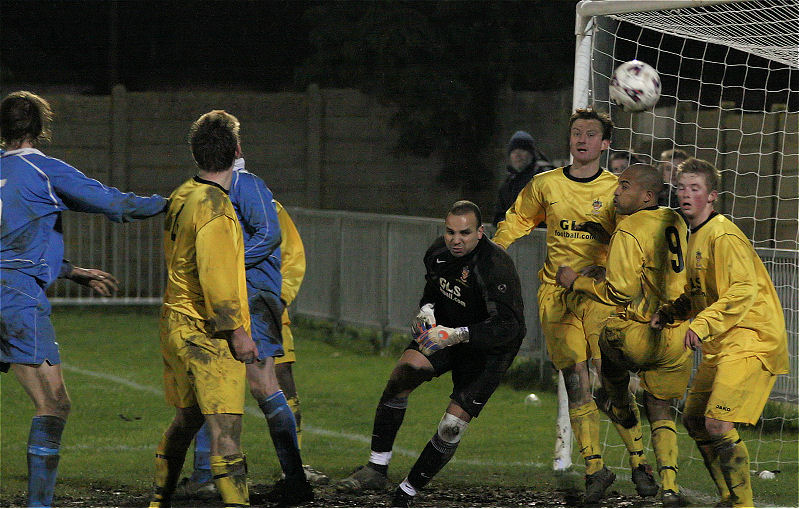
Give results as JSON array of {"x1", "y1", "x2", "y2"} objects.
[{"x1": 48, "y1": 207, "x2": 798, "y2": 402}]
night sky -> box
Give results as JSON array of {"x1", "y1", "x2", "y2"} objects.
[
  {"x1": 1, "y1": 1, "x2": 314, "y2": 92},
  {"x1": 1, "y1": 1, "x2": 577, "y2": 94}
]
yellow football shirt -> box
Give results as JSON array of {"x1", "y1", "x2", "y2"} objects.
[
  {"x1": 681, "y1": 213, "x2": 788, "y2": 374},
  {"x1": 275, "y1": 200, "x2": 306, "y2": 306},
  {"x1": 493, "y1": 166, "x2": 618, "y2": 284},
  {"x1": 163, "y1": 176, "x2": 250, "y2": 335},
  {"x1": 573, "y1": 207, "x2": 689, "y2": 322}
]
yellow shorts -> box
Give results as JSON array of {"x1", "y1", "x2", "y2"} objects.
[
  {"x1": 538, "y1": 282, "x2": 612, "y2": 370},
  {"x1": 600, "y1": 316, "x2": 692, "y2": 400},
  {"x1": 275, "y1": 309, "x2": 296, "y2": 366},
  {"x1": 684, "y1": 355, "x2": 776, "y2": 425},
  {"x1": 160, "y1": 308, "x2": 246, "y2": 415}
]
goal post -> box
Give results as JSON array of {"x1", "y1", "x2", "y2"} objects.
[{"x1": 556, "y1": 0, "x2": 798, "y2": 474}]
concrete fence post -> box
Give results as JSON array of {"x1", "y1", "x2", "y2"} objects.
[
  {"x1": 110, "y1": 83, "x2": 128, "y2": 189},
  {"x1": 306, "y1": 83, "x2": 323, "y2": 208},
  {"x1": 110, "y1": 84, "x2": 128, "y2": 283}
]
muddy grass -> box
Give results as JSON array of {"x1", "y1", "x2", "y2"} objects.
[{"x1": 0, "y1": 481, "x2": 660, "y2": 507}]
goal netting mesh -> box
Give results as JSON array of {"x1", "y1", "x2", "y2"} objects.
[{"x1": 572, "y1": 0, "x2": 798, "y2": 486}]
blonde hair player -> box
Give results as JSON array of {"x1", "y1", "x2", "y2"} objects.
[{"x1": 651, "y1": 157, "x2": 789, "y2": 508}]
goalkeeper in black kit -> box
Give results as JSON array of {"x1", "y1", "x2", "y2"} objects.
[{"x1": 335, "y1": 200, "x2": 526, "y2": 507}]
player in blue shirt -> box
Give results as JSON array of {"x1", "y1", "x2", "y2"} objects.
[
  {"x1": 0, "y1": 91, "x2": 167, "y2": 507},
  {"x1": 176, "y1": 155, "x2": 312, "y2": 506}
]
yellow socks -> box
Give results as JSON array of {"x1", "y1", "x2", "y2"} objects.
[
  {"x1": 650, "y1": 419, "x2": 679, "y2": 493},
  {"x1": 150, "y1": 433, "x2": 188, "y2": 507},
  {"x1": 712, "y1": 429, "x2": 752, "y2": 508},
  {"x1": 569, "y1": 401, "x2": 603, "y2": 475},
  {"x1": 613, "y1": 402, "x2": 645, "y2": 469},
  {"x1": 211, "y1": 453, "x2": 250, "y2": 507},
  {"x1": 287, "y1": 395, "x2": 303, "y2": 450}
]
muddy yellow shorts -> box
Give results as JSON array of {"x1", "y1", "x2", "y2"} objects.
[
  {"x1": 275, "y1": 308, "x2": 296, "y2": 366},
  {"x1": 684, "y1": 354, "x2": 776, "y2": 425},
  {"x1": 600, "y1": 316, "x2": 692, "y2": 400},
  {"x1": 538, "y1": 282, "x2": 612, "y2": 370},
  {"x1": 160, "y1": 308, "x2": 246, "y2": 415}
]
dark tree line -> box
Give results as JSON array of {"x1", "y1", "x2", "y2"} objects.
[{"x1": 2, "y1": 0, "x2": 576, "y2": 189}]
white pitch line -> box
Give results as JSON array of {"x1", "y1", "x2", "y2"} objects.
[
  {"x1": 61, "y1": 363, "x2": 546, "y2": 469},
  {"x1": 61, "y1": 362, "x2": 780, "y2": 508}
]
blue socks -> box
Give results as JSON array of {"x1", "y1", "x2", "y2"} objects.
[
  {"x1": 27, "y1": 415, "x2": 65, "y2": 508},
  {"x1": 190, "y1": 423, "x2": 213, "y2": 484},
  {"x1": 190, "y1": 391, "x2": 303, "y2": 482},
  {"x1": 259, "y1": 390, "x2": 304, "y2": 481}
]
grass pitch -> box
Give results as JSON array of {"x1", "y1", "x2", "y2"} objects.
[{"x1": 1, "y1": 306, "x2": 797, "y2": 507}]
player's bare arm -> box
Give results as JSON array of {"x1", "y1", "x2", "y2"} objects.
[
  {"x1": 683, "y1": 328, "x2": 702, "y2": 351},
  {"x1": 65, "y1": 266, "x2": 120, "y2": 296},
  {"x1": 555, "y1": 265, "x2": 580, "y2": 289},
  {"x1": 574, "y1": 221, "x2": 611, "y2": 244},
  {"x1": 227, "y1": 326, "x2": 258, "y2": 364}
]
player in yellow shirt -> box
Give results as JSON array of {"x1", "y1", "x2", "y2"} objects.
[
  {"x1": 150, "y1": 110, "x2": 259, "y2": 508},
  {"x1": 555, "y1": 164, "x2": 692, "y2": 506},
  {"x1": 273, "y1": 200, "x2": 329, "y2": 483},
  {"x1": 493, "y1": 109, "x2": 657, "y2": 503},
  {"x1": 651, "y1": 158, "x2": 789, "y2": 508}
]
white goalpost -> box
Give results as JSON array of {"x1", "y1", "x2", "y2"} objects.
[{"x1": 556, "y1": 0, "x2": 798, "y2": 476}]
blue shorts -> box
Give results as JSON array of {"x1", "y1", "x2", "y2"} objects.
[
  {"x1": 1, "y1": 270, "x2": 59, "y2": 370},
  {"x1": 248, "y1": 289, "x2": 284, "y2": 360}
]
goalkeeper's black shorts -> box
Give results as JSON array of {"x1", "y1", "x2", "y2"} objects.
[{"x1": 406, "y1": 340, "x2": 516, "y2": 418}]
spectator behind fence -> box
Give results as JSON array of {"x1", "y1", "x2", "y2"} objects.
[
  {"x1": 657, "y1": 148, "x2": 689, "y2": 207},
  {"x1": 0, "y1": 90, "x2": 167, "y2": 507},
  {"x1": 492, "y1": 130, "x2": 555, "y2": 226},
  {"x1": 609, "y1": 150, "x2": 645, "y2": 175}
]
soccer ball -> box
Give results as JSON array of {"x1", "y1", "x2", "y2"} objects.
[
  {"x1": 609, "y1": 60, "x2": 662, "y2": 112},
  {"x1": 524, "y1": 393, "x2": 541, "y2": 406}
]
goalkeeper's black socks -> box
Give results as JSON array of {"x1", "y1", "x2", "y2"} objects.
[
  {"x1": 406, "y1": 432, "x2": 460, "y2": 490},
  {"x1": 371, "y1": 395, "x2": 408, "y2": 454}
]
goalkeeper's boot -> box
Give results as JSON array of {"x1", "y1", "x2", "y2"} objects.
[
  {"x1": 303, "y1": 464, "x2": 330, "y2": 485},
  {"x1": 391, "y1": 486, "x2": 414, "y2": 507},
  {"x1": 662, "y1": 489, "x2": 687, "y2": 507},
  {"x1": 584, "y1": 465, "x2": 616, "y2": 504},
  {"x1": 335, "y1": 464, "x2": 391, "y2": 493},
  {"x1": 594, "y1": 387, "x2": 637, "y2": 429},
  {"x1": 631, "y1": 463, "x2": 659, "y2": 497}
]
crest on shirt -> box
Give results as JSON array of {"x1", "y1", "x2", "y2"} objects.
[
  {"x1": 695, "y1": 250, "x2": 703, "y2": 269},
  {"x1": 591, "y1": 199, "x2": 603, "y2": 215},
  {"x1": 459, "y1": 266, "x2": 470, "y2": 284}
]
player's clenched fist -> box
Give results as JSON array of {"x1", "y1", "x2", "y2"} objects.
[
  {"x1": 415, "y1": 325, "x2": 469, "y2": 356},
  {"x1": 411, "y1": 303, "x2": 436, "y2": 339}
]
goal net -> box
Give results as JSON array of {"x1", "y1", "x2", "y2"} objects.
[{"x1": 563, "y1": 0, "x2": 798, "y2": 482}]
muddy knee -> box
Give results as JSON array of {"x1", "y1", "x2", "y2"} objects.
[{"x1": 383, "y1": 363, "x2": 434, "y2": 399}]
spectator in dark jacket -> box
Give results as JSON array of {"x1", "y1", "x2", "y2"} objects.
[{"x1": 492, "y1": 131, "x2": 554, "y2": 226}]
